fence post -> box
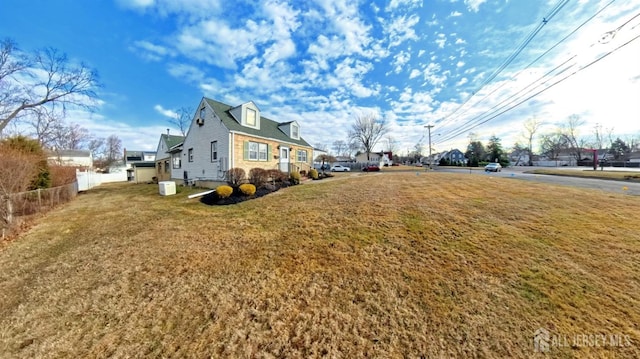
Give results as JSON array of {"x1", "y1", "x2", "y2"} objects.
[
  {"x1": 5, "y1": 196, "x2": 13, "y2": 225},
  {"x1": 37, "y1": 188, "x2": 42, "y2": 208}
]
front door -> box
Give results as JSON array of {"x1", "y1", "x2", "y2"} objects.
[{"x1": 279, "y1": 146, "x2": 290, "y2": 172}]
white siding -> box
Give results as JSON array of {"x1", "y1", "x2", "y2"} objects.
[
  {"x1": 155, "y1": 137, "x2": 168, "y2": 161},
  {"x1": 180, "y1": 100, "x2": 231, "y2": 182}
]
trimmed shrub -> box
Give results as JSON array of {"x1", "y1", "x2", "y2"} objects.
[
  {"x1": 309, "y1": 168, "x2": 319, "y2": 180},
  {"x1": 289, "y1": 171, "x2": 301, "y2": 185},
  {"x1": 267, "y1": 169, "x2": 287, "y2": 183},
  {"x1": 216, "y1": 185, "x2": 233, "y2": 198},
  {"x1": 226, "y1": 168, "x2": 246, "y2": 187},
  {"x1": 248, "y1": 168, "x2": 269, "y2": 188},
  {"x1": 239, "y1": 183, "x2": 256, "y2": 196}
]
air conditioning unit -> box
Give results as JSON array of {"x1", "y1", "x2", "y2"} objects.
[{"x1": 196, "y1": 118, "x2": 204, "y2": 126}]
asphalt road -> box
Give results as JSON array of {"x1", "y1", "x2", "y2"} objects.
[{"x1": 434, "y1": 167, "x2": 640, "y2": 196}]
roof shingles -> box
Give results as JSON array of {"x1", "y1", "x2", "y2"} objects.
[{"x1": 204, "y1": 98, "x2": 311, "y2": 147}]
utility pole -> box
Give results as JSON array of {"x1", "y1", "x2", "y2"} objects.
[{"x1": 424, "y1": 125, "x2": 434, "y2": 169}]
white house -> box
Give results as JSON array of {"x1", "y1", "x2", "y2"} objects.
[{"x1": 48, "y1": 149, "x2": 93, "y2": 168}]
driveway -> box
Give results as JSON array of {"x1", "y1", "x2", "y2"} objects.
[{"x1": 434, "y1": 167, "x2": 640, "y2": 196}]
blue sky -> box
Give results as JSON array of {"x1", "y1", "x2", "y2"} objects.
[{"x1": 2, "y1": 0, "x2": 640, "y2": 154}]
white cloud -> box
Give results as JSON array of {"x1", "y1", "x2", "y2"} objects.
[
  {"x1": 153, "y1": 105, "x2": 178, "y2": 119},
  {"x1": 464, "y1": 0, "x2": 487, "y2": 13},
  {"x1": 435, "y1": 33, "x2": 447, "y2": 48},
  {"x1": 385, "y1": 0, "x2": 423, "y2": 12},
  {"x1": 450, "y1": 11, "x2": 463, "y2": 17},
  {"x1": 392, "y1": 51, "x2": 411, "y2": 73},
  {"x1": 383, "y1": 14, "x2": 421, "y2": 47}
]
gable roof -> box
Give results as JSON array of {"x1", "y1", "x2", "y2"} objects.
[
  {"x1": 204, "y1": 98, "x2": 311, "y2": 147},
  {"x1": 161, "y1": 134, "x2": 185, "y2": 148}
]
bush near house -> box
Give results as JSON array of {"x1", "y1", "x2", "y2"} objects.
[
  {"x1": 202, "y1": 170, "x2": 293, "y2": 206},
  {"x1": 309, "y1": 168, "x2": 319, "y2": 180},
  {"x1": 226, "y1": 168, "x2": 246, "y2": 187},
  {"x1": 215, "y1": 185, "x2": 233, "y2": 198},
  {"x1": 239, "y1": 183, "x2": 256, "y2": 196},
  {"x1": 290, "y1": 171, "x2": 301, "y2": 185},
  {"x1": 248, "y1": 168, "x2": 269, "y2": 188}
]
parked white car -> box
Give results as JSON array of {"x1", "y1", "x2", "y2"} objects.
[{"x1": 330, "y1": 165, "x2": 351, "y2": 172}]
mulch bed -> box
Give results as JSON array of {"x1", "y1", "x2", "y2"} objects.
[{"x1": 200, "y1": 182, "x2": 291, "y2": 206}]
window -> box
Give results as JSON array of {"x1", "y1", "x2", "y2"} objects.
[
  {"x1": 246, "y1": 108, "x2": 256, "y2": 126},
  {"x1": 246, "y1": 141, "x2": 269, "y2": 161},
  {"x1": 200, "y1": 107, "x2": 206, "y2": 119},
  {"x1": 188, "y1": 148, "x2": 193, "y2": 162},
  {"x1": 164, "y1": 160, "x2": 169, "y2": 173},
  {"x1": 172, "y1": 153, "x2": 181, "y2": 169},
  {"x1": 211, "y1": 141, "x2": 218, "y2": 161},
  {"x1": 248, "y1": 142, "x2": 258, "y2": 160},
  {"x1": 291, "y1": 124, "x2": 299, "y2": 139},
  {"x1": 297, "y1": 150, "x2": 307, "y2": 162},
  {"x1": 258, "y1": 143, "x2": 268, "y2": 160}
]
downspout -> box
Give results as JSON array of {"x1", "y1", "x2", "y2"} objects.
[{"x1": 229, "y1": 132, "x2": 234, "y2": 171}]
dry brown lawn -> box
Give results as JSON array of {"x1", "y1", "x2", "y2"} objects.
[
  {"x1": 528, "y1": 168, "x2": 640, "y2": 182},
  {"x1": 0, "y1": 172, "x2": 639, "y2": 358}
]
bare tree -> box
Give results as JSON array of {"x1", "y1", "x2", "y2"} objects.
[
  {"x1": 540, "y1": 132, "x2": 568, "y2": 166},
  {"x1": 55, "y1": 123, "x2": 90, "y2": 150},
  {"x1": 331, "y1": 140, "x2": 347, "y2": 156},
  {"x1": 348, "y1": 112, "x2": 388, "y2": 161},
  {"x1": 28, "y1": 105, "x2": 62, "y2": 146},
  {"x1": 385, "y1": 135, "x2": 398, "y2": 153},
  {"x1": 88, "y1": 137, "x2": 105, "y2": 158},
  {"x1": 522, "y1": 118, "x2": 542, "y2": 166},
  {"x1": 314, "y1": 143, "x2": 327, "y2": 152},
  {"x1": 0, "y1": 38, "x2": 100, "y2": 133},
  {"x1": 558, "y1": 115, "x2": 587, "y2": 164},
  {"x1": 167, "y1": 107, "x2": 192, "y2": 136},
  {"x1": 105, "y1": 135, "x2": 122, "y2": 165}
]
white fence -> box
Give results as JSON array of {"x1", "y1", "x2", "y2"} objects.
[{"x1": 76, "y1": 170, "x2": 127, "y2": 191}]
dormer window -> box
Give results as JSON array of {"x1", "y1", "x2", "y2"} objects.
[
  {"x1": 291, "y1": 124, "x2": 299, "y2": 139},
  {"x1": 247, "y1": 108, "x2": 257, "y2": 126}
]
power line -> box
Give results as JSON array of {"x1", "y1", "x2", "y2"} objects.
[
  {"x1": 435, "y1": 0, "x2": 617, "y2": 135},
  {"x1": 435, "y1": 28, "x2": 640, "y2": 144},
  {"x1": 435, "y1": 0, "x2": 571, "y2": 130},
  {"x1": 434, "y1": 5, "x2": 640, "y2": 146}
]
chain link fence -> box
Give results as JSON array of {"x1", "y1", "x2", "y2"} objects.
[{"x1": 1, "y1": 182, "x2": 78, "y2": 238}]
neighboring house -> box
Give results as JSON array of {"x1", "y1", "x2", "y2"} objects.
[
  {"x1": 312, "y1": 147, "x2": 328, "y2": 164},
  {"x1": 154, "y1": 131, "x2": 185, "y2": 182},
  {"x1": 131, "y1": 162, "x2": 156, "y2": 184},
  {"x1": 509, "y1": 149, "x2": 530, "y2": 166},
  {"x1": 445, "y1": 149, "x2": 466, "y2": 164},
  {"x1": 124, "y1": 149, "x2": 157, "y2": 182},
  {"x1": 335, "y1": 155, "x2": 354, "y2": 163},
  {"x1": 355, "y1": 151, "x2": 392, "y2": 165},
  {"x1": 47, "y1": 149, "x2": 93, "y2": 168},
  {"x1": 172, "y1": 97, "x2": 313, "y2": 184},
  {"x1": 630, "y1": 151, "x2": 640, "y2": 163}
]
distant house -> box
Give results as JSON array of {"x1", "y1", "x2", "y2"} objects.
[
  {"x1": 124, "y1": 149, "x2": 156, "y2": 182},
  {"x1": 47, "y1": 149, "x2": 93, "y2": 168},
  {"x1": 154, "y1": 131, "x2": 185, "y2": 182},
  {"x1": 168, "y1": 97, "x2": 313, "y2": 186},
  {"x1": 438, "y1": 149, "x2": 466, "y2": 165},
  {"x1": 508, "y1": 149, "x2": 530, "y2": 166},
  {"x1": 312, "y1": 147, "x2": 328, "y2": 164},
  {"x1": 355, "y1": 151, "x2": 392, "y2": 165},
  {"x1": 335, "y1": 155, "x2": 354, "y2": 163}
]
